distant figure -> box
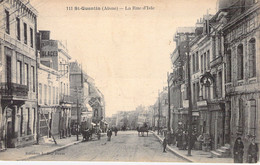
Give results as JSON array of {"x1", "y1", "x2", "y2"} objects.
[
  {"x1": 233, "y1": 137, "x2": 244, "y2": 163},
  {"x1": 114, "y1": 127, "x2": 118, "y2": 136},
  {"x1": 182, "y1": 131, "x2": 188, "y2": 150},
  {"x1": 162, "y1": 137, "x2": 167, "y2": 152},
  {"x1": 248, "y1": 139, "x2": 259, "y2": 163},
  {"x1": 97, "y1": 128, "x2": 101, "y2": 140},
  {"x1": 191, "y1": 132, "x2": 197, "y2": 149},
  {"x1": 107, "y1": 128, "x2": 112, "y2": 141}
]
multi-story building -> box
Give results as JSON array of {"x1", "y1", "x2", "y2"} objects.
[
  {"x1": 69, "y1": 61, "x2": 92, "y2": 133},
  {"x1": 153, "y1": 88, "x2": 168, "y2": 130},
  {"x1": 221, "y1": 0, "x2": 259, "y2": 161},
  {"x1": 189, "y1": 12, "x2": 227, "y2": 152},
  {"x1": 37, "y1": 63, "x2": 59, "y2": 139},
  {"x1": 170, "y1": 27, "x2": 195, "y2": 133},
  {"x1": 39, "y1": 30, "x2": 71, "y2": 138},
  {"x1": 0, "y1": 0, "x2": 38, "y2": 149},
  {"x1": 88, "y1": 82, "x2": 105, "y2": 128}
]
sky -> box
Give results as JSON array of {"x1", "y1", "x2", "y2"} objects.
[{"x1": 30, "y1": 0, "x2": 218, "y2": 117}]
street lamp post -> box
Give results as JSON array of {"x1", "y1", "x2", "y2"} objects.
[
  {"x1": 186, "y1": 33, "x2": 193, "y2": 156},
  {"x1": 157, "y1": 90, "x2": 160, "y2": 135}
]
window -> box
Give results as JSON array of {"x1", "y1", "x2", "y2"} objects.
[
  {"x1": 30, "y1": 28, "x2": 33, "y2": 48},
  {"x1": 248, "y1": 38, "x2": 256, "y2": 78},
  {"x1": 213, "y1": 74, "x2": 217, "y2": 98},
  {"x1": 196, "y1": 82, "x2": 200, "y2": 101},
  {"x1": 5, "y1": 10, "x2": 10, "y2": 34},
  {"x1": 27, "y1": 108, "x2": 31, "y2": 135},
  {"x1": 218, "y1": 72, "x2": 222, "y2": 98},
  {"x1": 196, "y1": 51, "x2": 199, "y2": 72},
  {"x1": 39, "y1": 83, "x2": 42, "y2": 104},
  {"x1": 20, "y1": 108, "x2": 23, "y2": 136},
  {"x1": 67, "y1": 84, "x2": 69, "y2": 95},
  {"x1": 204, "y1": 53, "x2": 206, "y2": 73},
  {"x1": 44, "y1": 84, "x2": 47, "y2": 104},
  {"x1": 248, "y1": 99, "x2": 256, "y2": 136},
  {"x1": 192, "y1": 54, "x2": 195, "y2": 73},
  {"x1": 22, "y1": 108, "x2": 28, "y2": 136},
  {"x1": 24, "y1": 63, "x2": 28, "y2": 86},
  {"x1": 60, "y1": 82, "x2": 62, "y2": 94},
  {"x1": 53, "y1": 87, "x2": 55, "y2": 104},
  {"x1": 237, "y1": 44, "x2": 244, "y2": 80},
  {"x1": 201, "y1": 55, "x2": 203, "y2": 73},
  {"x1": 24, "y1": 23, "x2": 27, "y2": 44},
  {"x1": 33, "y1": 108, "x2": 36, "y2": 134},
  {"x1": 49, "y1": 86, "x2": 51, "y2": 104},
  {"x1": 207, "y1": 50, "x2": 210, "y2": 70},
  {"x1": 226, "y1": 50, "x2": 232, "y2": 83},
  {"x1": 17, "y1": 60, "x2": 22, "y2": 84},
  {"x1": 16, "y1": 18, "x2": 20, "y2": 40},
  {"x1": 31, "y1": 66, "x2": 35, "y2": 92},
  {"x1": 193, "y1": 83, "x2": 196, "y2": 102},
  {"x1": 238, "y1": 99, "x2": 244, "y2": 133},
  {"x1": 56, "y1": 87, "x2": 58, "y2": 104}
]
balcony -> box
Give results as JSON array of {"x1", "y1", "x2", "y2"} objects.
[
  {"x1": 0, "y1": 83, "x2": 28, "y2": 100},
  {"x1": 210, "y1": 55, "x2": 223, "y2": 68},
  {"x1": 59, "y1": 94, "x2": 71, "y2": 104}
]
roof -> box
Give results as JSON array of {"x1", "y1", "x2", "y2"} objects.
[{"x1": 176, "y1": 27, "x2": 196, "y2": 34}]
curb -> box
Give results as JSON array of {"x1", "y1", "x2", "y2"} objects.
[
  {"x1": 19, "y1": 140, "x2": 82, "y2": 161},
  {"x1": 152, "y1": 132, "x2": 193, "y2": 162}
]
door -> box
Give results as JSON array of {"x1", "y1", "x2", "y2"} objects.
[{"x1": 6, "y1": 121, "x2": 13, "y2": 148}]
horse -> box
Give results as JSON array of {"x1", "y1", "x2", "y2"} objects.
[{"x1": 137, "y1": 126, "x2": 148, "y2": 137}]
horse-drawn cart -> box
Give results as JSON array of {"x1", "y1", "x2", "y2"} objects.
[{"x1": 137, "y1": 122, "x2": 149, "y2": 137}]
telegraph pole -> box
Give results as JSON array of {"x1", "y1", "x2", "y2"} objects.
[
  {"x1": 186, "y1": 33, "x2": 193, "y2": 156},
  {"x1": 157, "y1": 90, "x2": 160, "y2": 135},
  {"x1": 76, "y1": 90, "x2": 79, "y2": 141},
  {"x1": 167, "y1": 72, "x2": 171, "y2": 132}
]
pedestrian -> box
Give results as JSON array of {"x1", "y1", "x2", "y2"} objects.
[
  {"x1": 233, "y1": 137, "x2": 244, "y2": 163},
  {"x1": 114, "y1": 127, "x2": 118, "y2": 136},
  {"x1": 191, "y1": 132, "x2": 197, "y2": 150},
  {"x1": 248, "y1": 139, "x2": 258, "y2": 163},
  {"x1": 162, "y1": 137, "x2": 167, "y2": 152},
  {"x1": 107, "y1": 128, "x2": 112, "y2": 141},
  {"x1": 181, "y1": 131, "x2": 188, "y2": 150},
  {"x1": 97, "y1": 128, "x2": 101, "y2": 140},
  {"x1": 177, "y1": 131, "x2": 183, "y2": 149}
]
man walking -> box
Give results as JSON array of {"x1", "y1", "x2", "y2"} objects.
[
  {"x1": 233, "y1": 137, "x2": 244, "y2": 163},
  {"x1": 107, "y1": 128, "x2": 112, "y2": 141},
  {"x1": 114, "y1": 127, "x2": 118, "y2": 136},
  {"x1": 163, "y1": 137, "x2": 167, "y2": 152},
  {"x1": 248, "y1": 139, "x2": 258, "y2": 163}
]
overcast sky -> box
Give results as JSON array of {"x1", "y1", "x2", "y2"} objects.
[{"x1": 31, "y1": 0, "x2": 217, "y2": 117}]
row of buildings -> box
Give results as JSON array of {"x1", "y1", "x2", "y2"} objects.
[
  {"x1": 164, "y1": 0, "x2": 259, "y2": 161},
  {"x1": 106, "y1": 105, "x2": 154, "y2": 130},
  {"x1": 0, "y1": 0, "x2": 105, "y2": 151}
]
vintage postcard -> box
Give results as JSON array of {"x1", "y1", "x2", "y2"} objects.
[{"x1": 0, "y1": 0, "x2": 259, "y2": 164}]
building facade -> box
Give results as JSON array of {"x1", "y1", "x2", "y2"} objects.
[
  {"x1": 38, "y1": 63, "x2": 60, "y2": 139},
  {"x1": 170, "y1": 27, "x2": 195, "y2": 133},
  {"x1": 39, "y1": 30, "x2": 71, "y2": 139},
  {"x1": 69, "y1": 61, "x2": 93, "y2": 133},
  {"x1": 222, "y1": 0, "x2": 260, "y2": 161},
  {"x1": 0, "y1": 0, "x2": 38, "y2": 149}
]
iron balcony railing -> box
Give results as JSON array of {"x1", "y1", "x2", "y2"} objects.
[{"x1": 0, "y1": 82, "x2": 28, "y2": 99}]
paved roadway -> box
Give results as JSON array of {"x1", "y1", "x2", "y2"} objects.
[{"x1": 29, "y1": 131, "x2": 185, "y2": 162}]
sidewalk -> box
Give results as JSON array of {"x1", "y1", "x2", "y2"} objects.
[
  {"x1": 0, "y1": 135, "x2": 82, "y2": 161},
  {"x1": 152, "y1": 132, "x2": 233, "y2": 163}
]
